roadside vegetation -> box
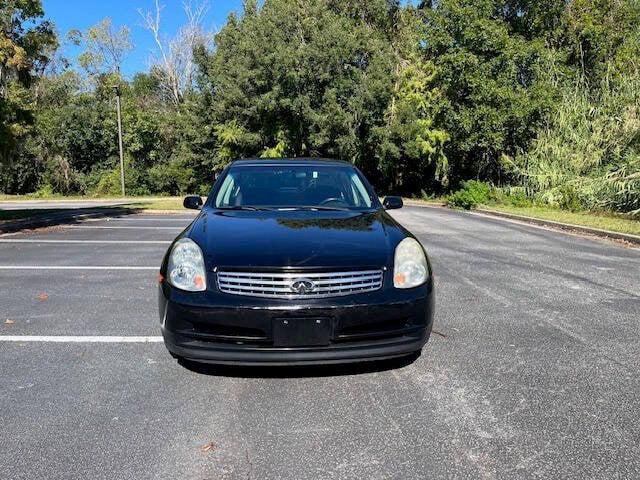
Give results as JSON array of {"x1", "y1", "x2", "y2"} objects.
[
  {"x1": 443, "y1": 181, "x2": 640, "y2": 235},
  {"x1": 123, "y1": 197, "x2": 186, "y2": 211},
  {"x1": 1, "y1": 1, "x2": 639, "y2": 224},
  {"x1": 479, "y1": 205, "x2": 640, "y2": 236}
]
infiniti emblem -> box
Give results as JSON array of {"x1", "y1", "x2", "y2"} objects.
[{"x1": 290, "y1": 278, "x2": 316, "y2": 294}]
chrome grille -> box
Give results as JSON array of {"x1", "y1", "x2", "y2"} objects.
[{"x1": 216, "y1": 269, "x2": 384, "y2": 299}]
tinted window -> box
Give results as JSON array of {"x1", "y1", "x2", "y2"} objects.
[{"x1": 214, "y1": 164, "x2": 376, "y2": 210}]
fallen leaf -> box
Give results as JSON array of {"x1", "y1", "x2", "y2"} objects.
[
  {"x1": 200, "y1": 442, "x2": 216, "y2": 453},
  {"x1": 37, "y1": 292, "x2": 49, "y2": 301},
  {"x1": 4, "y1": 319, "x2": 15, "y2": 325}
]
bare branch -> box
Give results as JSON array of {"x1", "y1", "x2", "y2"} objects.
[{"x1": 138, "y1": 0, "x2": 213, "y2": 106}]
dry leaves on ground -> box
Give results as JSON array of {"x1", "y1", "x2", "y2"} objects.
[{"x1": 200, "y1": 442, "x2": 217, "y2": 453}]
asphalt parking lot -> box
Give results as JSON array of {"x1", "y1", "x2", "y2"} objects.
[{"x1": 1, "y1": 205, "x2": 639, "y2": 479}]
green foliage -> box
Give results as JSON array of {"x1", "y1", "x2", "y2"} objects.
[
  {"x1": 507, "y1": 69, "x2": 640, "y2": 213},
  {"x1": 421, "y1": 0, "x2": 558, "y2": 184},
  {"x1": 373, "y1": 8, "x2": 449, "y2": 194},
  {"x1": 91, "y1": 159, "x2": 149, "y2": 196},
  {"x1": 1, "y1": 0, "x2": 639, "y2": 221},
  {"x1": 31, "y1": 183, "x2": 56, "y2": 198},
  {"x1": 214, "y1": 120, "x2": 256, "y2": 165},
  {"x1": 560, "y1": 0, "x2": 640, "y2": 81},
  {"x1": 32, "y1": 92, "x2": 117, "y2": 173},
  {"x1": 92, "y1": 167, "x2": 123, "y2": 196},
  {"x1": 147, "y1": 159, "x2": 194, "y2": 195},
  {"x1": 74, "y1": 18, "x2": 133, "y2": 76},
  {"x1": 194, "y1": 0, "x2": 398, "y2": 185},
  {"x1": 0, "y1": 0, "x2": 56, "y2": 169},
  {"x1": 122, "y1": 100, "x2": 162, "y2": 167},
  {"x1": 446, "y1": 180, "x2": 492, "y2": 209},
  {"x1": 41, "y1": 155, "x2": 84, "y2": 194},
  {"x1": 489, "y1": 186, "x2": 532, "y2": 208},
  {"x1": 261, "y1": 131, "x2": 289, "y2": 158}
]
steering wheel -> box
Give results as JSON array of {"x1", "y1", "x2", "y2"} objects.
[{"x1": 319, "y1": 197, "x2": 343, "y2": 205}]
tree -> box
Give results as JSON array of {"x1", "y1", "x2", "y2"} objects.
[
  {"x1": 560, "y1": 0, "x2": 640, "y2": 83},
  {"x1": 420, "y1": 0, "x2": 557, "y2": 185},
  {"x1": 2, "y1": 0, "x2": 636, "y2": 214},
  {"x1": 0, "y1": 0, "x2": 56, "y2": 189},
  {"x1": 374, "y1": 7, "x2": 448, "y2": 193},
  {"x1": 502, "y1": 0, "x2": 640, "y2": 213},
  {"x1": 139, "y1": 0, "x2": 212, "y2": 106},
  {"x1": 193, "y1": 0, "x2": 398, "y2": 185},
  {"x1": 72, "y1": 18, "x2": 132, "y2": 76}
]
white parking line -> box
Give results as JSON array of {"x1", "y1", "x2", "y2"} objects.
[
  {"x1": 0, "y1": 266, "x2": 158, "y2": 270},
  {"x1": 64, "y1": 225, "x2": 182, "y2": 230},
  {"x1": 0, "y1": 335, "x2": 163, "y2": 343},
  {"x1": 0, "y1": 239, "x2": 171, "y2": 244}
]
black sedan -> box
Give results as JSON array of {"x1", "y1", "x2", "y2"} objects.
[{"x1": 159, "y1": 158, "x2": 435, "y2": 365}]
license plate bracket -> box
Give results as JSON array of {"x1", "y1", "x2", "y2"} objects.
[{"x1": 272, "y1": 317, "x2": 331, "y2": 347}]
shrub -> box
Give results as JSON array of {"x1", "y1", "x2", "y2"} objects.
[
  {"x1": 41, "y1": 156, "x2": 85, "y2": 195},
  {"x1": 93, "y1": 169, "x2": 123, "y2": 196},
  {"x1": 557, "y1": 184, "x2": 584, "y2": 212},
  {"x1": 506, "y1": 70, "x2": 640, "y2": 213},
  {"x1": 420, "y1": 189, "x2": 436, "y2": 201},
  {"x1": 147, "y1": 160, "x2": 194, "y2": 196},
  {"x1": 503, "y1": 191, "x2": 531, "y2": 208},
  {"x1": 90, "y1": 161, "x2": 150, "y2": 196},
  {"x1": 446, "y1": 180, "x2": 491, "y2": 209},
  {"x1": 491, "y1": 186, "x2": 533, "y2": 208},
  {"x1": 31, "y1": 184, "x2": 57, "y2": 198}
]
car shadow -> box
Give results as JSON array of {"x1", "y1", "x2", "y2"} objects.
[
  {"x1": 0, "y1": 205, "x2": 145, "y2": 234},
  {"x1": 177, "y1": 351, "x2": 421, "y2": 378}
]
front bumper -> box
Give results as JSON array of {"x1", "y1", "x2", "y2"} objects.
[{"x1": 159, "y1": 280, "x2": 434, "y2": 366}]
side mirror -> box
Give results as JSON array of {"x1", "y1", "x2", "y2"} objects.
[
  {"x1": 183, "y1": 195, "x2": 203, "y2": 210},
  {"x1": 383, "y1": 196, "x2": 403, "y2": 210}
]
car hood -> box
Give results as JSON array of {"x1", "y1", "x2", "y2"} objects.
[{"x1": 188, "y1": 209, "x2": 405, "y2": 269}]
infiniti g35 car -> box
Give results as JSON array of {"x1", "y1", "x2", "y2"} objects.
[{"x1": 158, "y1": 158, "x2": 435, "y2": 365}]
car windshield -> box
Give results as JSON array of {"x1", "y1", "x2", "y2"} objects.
[{"x1": 214, "y1": 164, "x2": 376, "y2": 210}]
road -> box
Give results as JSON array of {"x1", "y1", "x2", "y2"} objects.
[
  {"x1": 0, "y1": 200, "x2": 133, "y2": 210},
  {"x1": 0, "y1": 205, "x2": 638, "y2": 479}
]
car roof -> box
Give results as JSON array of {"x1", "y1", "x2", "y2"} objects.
[{"x1": 229, "y1": 157, "x2": 353, "y2": 167}]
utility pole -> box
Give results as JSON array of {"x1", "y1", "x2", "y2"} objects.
[{"x1": 113, "y1": 84, "x2": 125, "y2": 197}]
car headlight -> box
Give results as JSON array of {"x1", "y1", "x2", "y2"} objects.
[
  {"x1": 167, "y1": 238, "x2": 207, "y2": 291},
  {"x1": 393, "y1": 237, "x2": 428, "y2": 289}
]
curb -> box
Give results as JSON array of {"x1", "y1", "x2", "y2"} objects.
[
  {"x1": 402, "y1": 200, "x2": 640, "y2": 246},
  {"x1": 474, "y1": 208, "x2": 640, "y2": 245},
  {"x1": 403, "y1": 200, "x2": 446, "y2": 208}
]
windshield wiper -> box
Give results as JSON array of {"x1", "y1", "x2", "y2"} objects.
[
  {"x1": 286, "y1": 206, "x2": 351, "y2": 211},
  {"x1": 217, "y1": 205, "x2": 276, "y2": 211},
  {"x1": 218, "y1": 205, "x2": 352, "y2": 212}
]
